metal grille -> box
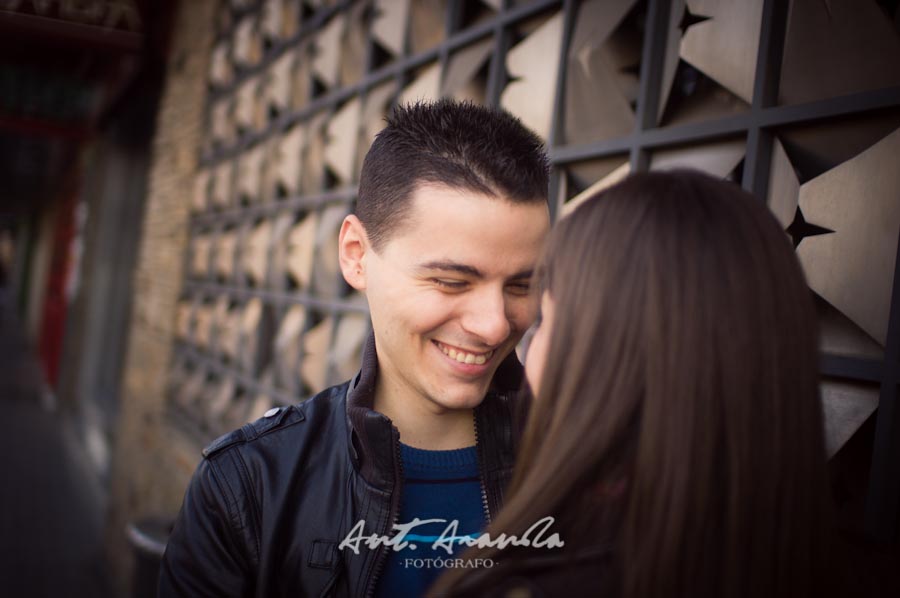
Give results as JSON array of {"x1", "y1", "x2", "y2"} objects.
[{"x1": 169, "y1": 0, "x2": 900, "y2": 542}]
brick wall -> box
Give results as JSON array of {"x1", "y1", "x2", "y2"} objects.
[{"x1": 105, "y1": 0, "x2": 216, "y2": 591}]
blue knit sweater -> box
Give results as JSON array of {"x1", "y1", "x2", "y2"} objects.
[{"x1": 374, "y1": 443, "x2": 487, "y2": 598}]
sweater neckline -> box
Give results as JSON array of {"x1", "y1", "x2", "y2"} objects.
[{"x1": 399, "y1": 443, "x2": 478, "y2": 470}]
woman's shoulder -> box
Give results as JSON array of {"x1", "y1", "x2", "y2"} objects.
[{"x1": 449, "y1": 543, "x2": 616, "y2": 598}]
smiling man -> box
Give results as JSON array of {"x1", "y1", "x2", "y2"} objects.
[{"x1": 159, "y1": 100, "x2": 550, "y2": 598}]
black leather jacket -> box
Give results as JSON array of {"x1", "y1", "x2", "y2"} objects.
[{"x1": 159, "y1": 335, "x2": 527, "y2": 597}]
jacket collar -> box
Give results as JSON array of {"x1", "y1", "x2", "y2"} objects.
[{"x1": 345, "y1": 332, "x2": 524, "y2": 489}]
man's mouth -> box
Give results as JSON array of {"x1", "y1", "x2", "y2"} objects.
[{"x1": 433, "y1": 340, "x2": 496, "y2": 365}]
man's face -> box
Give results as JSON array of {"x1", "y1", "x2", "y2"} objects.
[{"x1": 361, "y1": 184, "x2": 550, "y2": 414}]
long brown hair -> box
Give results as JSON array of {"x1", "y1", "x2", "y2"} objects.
[{"x1": 432, "y1": 170, "x2": 837, "y2": 597}]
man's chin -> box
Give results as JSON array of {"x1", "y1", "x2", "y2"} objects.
[{"x1": 428, "y1": 387, "x2": 491, "y2": 413}]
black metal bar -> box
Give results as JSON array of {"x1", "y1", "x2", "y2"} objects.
[
  {"x1": 741, "y1": 128, "x2": 768, "y2": 196},
  {"x1": 547, "y1": 86, "x2": 900, "y2": 166},
  {"x1": 546, "y1": 0, "x2": 576, "y2": 150},
  {"x1": 176, "y1": 5, "x2": 900, "y2": 523},
  {"x1": 632, "y1": 0, "x2": 671, "y2": 133},
  {"x1": 445, "y1": 0, "x2": 465, "y2": 36},
  {"x1": 639, "y1": 112, "x2": 759, "y2": 150},
  {"x1": 203, "y1": 0, "x2": 900, "y2": 170},
  {"x1": 175, "y1": 343, "x2": 299, "y2": 406},
  {"x1": 292, "y1": 208, "x2": 325, "y2": 399},
  {"x1": 228, "y1": 148, "x2": 245, "y2": 288},
  {"x1": 208, "y1": 0, "x2": 562, "y2": 108},
  {"x1": 183, "y1": 281, "x2": 371, "y2": 315},
  {"x1": 438, "y1": 0, "x2": 461, "y2": 90},
  {"x1": 630, "y1": 0, "x2": 672, "y2": 173},
  {"x1": 201, "y1": 0, "x2": 567, "y2": 166},
  {"x1": 759, "y1": 85, "x2": 900, "y2": 129},
  {"x1": 190, "y1": 186, "x2": 357, "y2": 228},
  {"x1": 484, "y1": 23, "x2": 508, "y2": 108},
  {"x1": 742, "y1": 0, "x2": 790, "y2": 197},
  {"x1": 234, "y1": 218, "x2": 255, "y2": 289},
  {"x1": 207, "y1": 43, "x2": 900, "y2": 170},
  {"x1": 866, "y1": 229, "x2": 900, "y2": 544},
  {"x1": 545, "y1": 0, "x2": 576, "y2": 223},
  {"x1": 820, "y1": 354, "x2": 885, "y2": 384},
  {"x1": 289, "y1": 300, "x2": 313, "y2": 398},
  {"x1": 181, "y1": 176, "x2": 203, "y2": 305},
  {"x1": 547, "y1": 169, "x2": 563, "y2": 223},
  {"x1": 212, "y1": 0, "x2": 265, "y2": 45},
  {"x1": 550, "y1": 134, "x2": 636, "y2": 166},
  {"x1": 362, "y1": 3, "x2": 378, "y2": 75},
  {"x1": 208, "y1": 1, "x2": 351, "y2": 105},
  {"x1": 209, "y1": 222, "x2": 223, "y2": 286},
  {"x1": 751, "y1": 0, "x2": 790, "y2": 109},
  {"x1": 167, "y1": 401, "x2": 209, "y2": 444}
]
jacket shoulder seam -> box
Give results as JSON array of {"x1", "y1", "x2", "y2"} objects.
[
  {"x1": 203, "y1": 405, "x2": 307, "y2": 459},
  {"x1": 206, "y1": 456, "x2": 252, "y2": 568},
  {"x1": 231, "y1": 449, "x2": 263, "y2": 562}
]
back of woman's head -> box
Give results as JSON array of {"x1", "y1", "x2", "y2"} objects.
[
  {"x1": 435, "y1": 170, "x2": 837, "y2": 598},
  {"x1": 533, "y1": 169, "x2": 832, "y2": 596}
]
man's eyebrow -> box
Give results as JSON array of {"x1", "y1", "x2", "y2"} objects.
[
  {"x1": 417, "y1": 261, "x2": 534, "y2": 281},
  {"x1": 418, "y1": 260, "x2": 483, "y2": 278}
]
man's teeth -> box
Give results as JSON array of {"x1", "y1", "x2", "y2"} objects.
[{"x1": 439, "y1": 343, "x2": 493, "y2": 365}]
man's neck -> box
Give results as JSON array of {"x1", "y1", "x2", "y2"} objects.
[{"x1": 373, "y1": 379, "x2": 476, "y2": 450}]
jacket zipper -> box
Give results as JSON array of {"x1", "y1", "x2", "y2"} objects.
[
  {"x1": 363, "y1": 425, "x2": 403, "y2": 598},
  {"x1": 365, "y1": 402, "x2": 494, "y2": 596},
  {"x1": 473, "y1": 401, "x2": 492, "y2": 524}
]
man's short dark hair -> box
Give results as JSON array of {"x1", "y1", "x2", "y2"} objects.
[{"x1": 357, "y1": 99, "x2": 550, "y2": 251}]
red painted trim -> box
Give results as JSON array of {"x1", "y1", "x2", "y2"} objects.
[
  {"x1": 0, "y1": 114, "x2": 91, "y2": 141},
  {"x1": 37, "y1": 172, "x2": 80, "y2": 389}
]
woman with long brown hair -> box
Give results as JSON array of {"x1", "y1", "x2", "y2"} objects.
[{"x1": 430, "y1": 170, "x2": 841, "y2": 598}]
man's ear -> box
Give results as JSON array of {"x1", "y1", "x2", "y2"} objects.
[{"x1": 339, "y1": 214, "x2": 370, "y2": 291}]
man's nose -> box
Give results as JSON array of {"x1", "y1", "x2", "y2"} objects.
[{"x1": 460, "y1": 287, "x2": 511, "y2": 347}]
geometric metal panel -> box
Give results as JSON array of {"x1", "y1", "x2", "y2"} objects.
[
  {"x1": 821, "y1": 379, "x2": 879, "y2": 459},
  {"x1": 169, "y1": 0, "x2": 900, "y2": 541},
  {"x1": 501, "y1": 11, "x2": 564, "y2": 140},
  {"x1": 372, "y1": 0, "x2": 410, "y2": 57},
  {"x1": 779, "y1": 0, "x2": 900, "y2": 106},
  {"x1": 797, "y1": 127, "x2": 900, "y2": 347},
  {"x1": 680, "y1": 0, "x2": 763, "y2": 104},
  {"x1": 564, "y1": 0, "x2": 638, "y2": 144}
]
